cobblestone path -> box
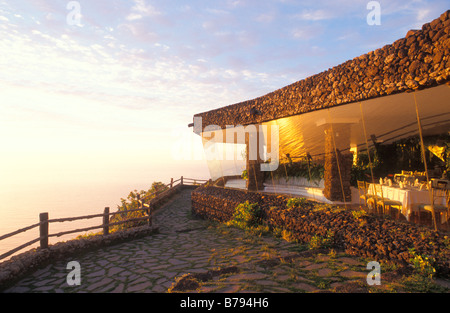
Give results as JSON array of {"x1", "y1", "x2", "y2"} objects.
[{"x1": 4, "y1": 188, "x2": 446, "y2": 293}]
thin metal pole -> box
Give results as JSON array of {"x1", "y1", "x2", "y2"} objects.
[{"x1": 414, "y1": 91, "x2": 437, "y2": 231}]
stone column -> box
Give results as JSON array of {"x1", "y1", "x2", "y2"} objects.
[
  {"x1": 323, "y1": 125, "x2": 353, "y2": 202},
  {"x1": 246, "y1": 125, "x2": 264, "y2": 192}
]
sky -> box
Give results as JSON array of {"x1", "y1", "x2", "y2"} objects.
[{"x1": 0, "y1": 0, "x2": 448, "y2": 187}]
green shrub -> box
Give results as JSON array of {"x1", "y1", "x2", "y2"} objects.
[
  {"x1": 408, "y1": 248, "x2": 436, "y2": 279},
  {"x1": 227, "y1": 201, "x2": 264, "y2": 230},
  {"x1": 308, "y1": 231, "x2": 335, "y2": 250},
  {"x1": 286, "y1": 197, "x2": 307, "y2": 209},
  {"x1": 352, "y1": 210, "x2": 367, "y2": 220},
  {"x1": 271, "y1": 159, "x2": 324, "y2": 183},
  {"x1": 280, "y1": 229, "x2": 297, "y2": 243},
  {"x1": 110, "y1": 182, "x2": 168, "y2": 232}
]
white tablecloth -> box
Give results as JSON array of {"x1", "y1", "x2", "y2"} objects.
[{"x1": 367, "y1": 184, "x2": 439, "y2": 221}]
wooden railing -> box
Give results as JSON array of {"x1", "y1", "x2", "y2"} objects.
[{"x1": 0, "y1": 176, "x2": 209, "y2": 261}]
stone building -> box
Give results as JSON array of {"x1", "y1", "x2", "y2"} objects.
[{"x1": 191, "y1": 11, "x2": 450, "y2": 204}]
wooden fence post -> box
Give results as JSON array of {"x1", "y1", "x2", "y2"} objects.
[
  {"x1": 148, "y1": 206, "x2": 152, "y2": 227},
  {"x1": 181, "y1": 176, "x2": 183, "y2": 185},
  {"x1": 39, "y1": 212, "x2": 49, "y2": 249},
  {"x1": 170, "y1": 178, "x2": 173, "y2": 188},
  {"x1": 103, "y1": 207, "x2": 110, "y2": 235}
]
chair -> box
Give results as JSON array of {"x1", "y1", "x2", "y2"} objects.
[
  {"x1": 368, "y1": 184, "x2": 402, "y2": 217},
  {"x1": 357, "y1": 181, "x2": 374, "y2": 208},
  {"x1": 404, "y1": 176, "x2": 415, "y2": 186},
  {"x1": 418, "y1": 187, "x2": 449, "y2": 229},
  {"x1": 435, "y1": 180, "x2": 449, "y2": 190}
]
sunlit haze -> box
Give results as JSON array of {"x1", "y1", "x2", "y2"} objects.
[{"x1": 0, "y1": 0, "x2": 448, "y2": 187}]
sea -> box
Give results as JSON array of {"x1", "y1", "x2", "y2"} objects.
[{"x1": 0, "y1": 168, "x2": 210, "y2": 261}]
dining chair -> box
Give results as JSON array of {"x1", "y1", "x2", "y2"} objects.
[
  {"x1": 436, "y1": 180, "x2": 448, "y2": 190},
  {"x1": 368, "y1": 184, "x2": 402, "y2": 217},
  {"x1": 405, "y1": 176, "x2": 415, "y2": 186},
  {"x1": 357, "y1": 181, "x2": 374, "y2": 208},
  {"x1": 366, "y1": 184, "x2": 380, "y2": 214},
  {"x1": 418, "y1": 187, "x2": 449, "y2": 229}
]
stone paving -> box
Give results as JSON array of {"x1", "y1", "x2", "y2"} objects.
[{"x1": 3, "y1": 188, "x2": 447, "y2": 293}]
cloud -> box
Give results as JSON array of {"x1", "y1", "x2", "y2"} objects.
[
  {"x1": 205, "y1": 8, "x2": 230, "y2": 15},
  {"x1": 0, "y1": 11, "x2": 283, "y2": 131},
  {"x1": 416, "y1": 8, "x2": 431, "y2": 21},
  {"x1": 126, "y1": 0, "x2": 161, "y2": 21},
  {"x1": 254, "y1": 13, "x2": 275, "y2": 23},
  {"x1": 126, "y1": 13, "x2": 143, "y2": 21},
  {"x1": 5, "y1": 0, "x2": 447, "y2": 122},
  {"x1": 117, "y1": 22, "x2": 158, "y2": 42},
  {"x1": 291, "y1": 25, "x2": 324, "y2": 40},
  {"x1": 293, "y1": 9, "x2": 335, "y2": 21}
]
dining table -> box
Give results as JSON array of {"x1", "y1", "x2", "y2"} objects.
[{"x1": 367, "y1": 183, "x2": 447, "y2": 222}]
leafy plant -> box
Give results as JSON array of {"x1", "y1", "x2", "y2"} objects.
[
  {"x1": 227, "y1": 201, "x2": 264, "y2": 230},
  {"x1": 328, "y1": 249, "x2": 337, "y2": 259},
  {"x1": 282, "y1": 229, "x2": 298, "y2": 243},
  {"x1": 400, "y1": 274, "x2": 445, "y2": 293},
  {"x1": 168, "y1": 274, "x2": 201, "y2": 293},
  {"x1": 408, "y1": 248, "x2": 436, "y2": 279},
  {"x1": 351, "y1": 134, "x2": 450, "y2": 184},
  {"x1": 308, "y1": 231, "x2": 334, "y2": 250},
  {"x1": 444, "y1": 236, "x2": 450, "y2": 250},
  {"x1": 271, "y1": 158, "x2": 324, "y2": 183},
  {"x1": 352, "y1": 210, "x2": 367, "y2": 220},
  {"x1": 110, "y1": 181, "x2": 168, "y2": 232},
  {"x1": 286, "y1": 197, "x2": 307, "y2": 209},
  {"x1": 247, "y1": 224, "x2": 270, "y2": 237},
  {"x1": 350, "y1": 150, "x2": 378, "y2": 187}
]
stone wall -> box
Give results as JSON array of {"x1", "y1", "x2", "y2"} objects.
[
  {"x1": 193, "y1": 11, "x2": 450, "y2": 131},
  {"x1": 191, "y1": 187, "x2": 241, "y2": 222},
  {"x1": 323, "y1": 128, "x2": 353, "y2": 201},
  {"x1": 323, "y1": 152, "x2": 353, "y2": 202}
]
